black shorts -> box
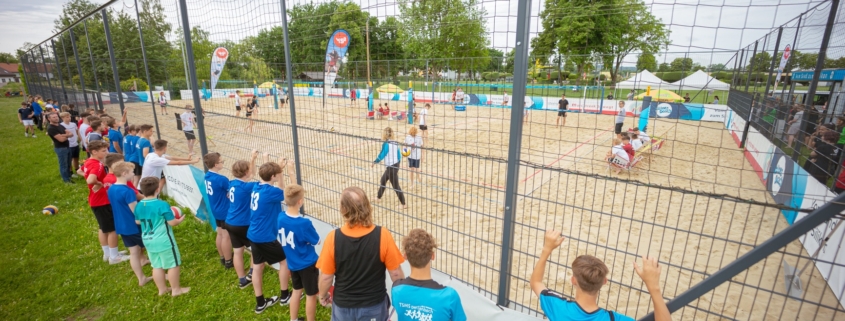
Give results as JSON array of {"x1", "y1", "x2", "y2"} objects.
[
  {"x1": 615, "y1": 122, "x2": 624, "y2": 134},
  {"x1": 251, "y1": 240, "x2": 286, "y2": 265},
  {"x1": 132, "y1": 162, "x2": 142, "y2": 176},
  {"x1": 226, "y1": 223, "x2": 250, "y2": 249},
  {"x1": 245, "y1": 112, "x2": 253, "y2": 118},
  {"x1": 409, "y1": 158, "x2": 420, "y2": 168},
  {"x1": 69, "y1": 146, "x2": 80, "y2": 158},
  {"x1": 120, "y1": 233, "x2": 145, "y2": 248},
  {"x1": 419, "y1": 125, "x2": 428, "y2": 131},
  {"x1": 184, "y1": 130, "x2": 195, "y2": 140},
  {"x1": 91, "y1": 205, "x2": 116, "y2": 233},
  {"x1": 558, "y1": 110, "x2": 567, "y2": 117},
  {"x1": 235, "y1": 105, "x2": 241, "y2": 111},
  {"x1": 215, "y1": 219, "x2": 227, "y2": 230},
  {"x1": 291, "y1": 264, "x2": 319, "y2": 295}
]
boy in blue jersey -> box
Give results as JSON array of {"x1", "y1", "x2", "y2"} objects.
[
  {"x1": 203, "y1": 152, "x2": 233, "y2": 269},
  {"x1": 135, "y1": 124, "x2": 154, "y2": 181},
  {"x1": 31, "y1": 95, "x2": 43, "y2": 130},
  {"x1": 248, "y1": 155, "x2": 293, "y2": 313},
  {"x1": 392, "y1": 228, "x2": 466, "y2": 321},
  {"x1": 226, "y1": 150, "x2": 259, "y2": 289},
  {"x1": 106, "y1": 117, "x2": 123, "y2": 154},
  {"x1": 530, "y1": 230, "x2": 671, "y2": 321},
  {"x1": 107, "y1": 161, "x2": 152, "y2": 287},
  {"x1": 135, "y1": 177, "x2": 191, "y2": 297},
  {"x1": 277, "y1": 184, "x2": 320, "y2": 321},
  {"x1": 123, "y1": 125, "x2": 138, "y2": 184}
]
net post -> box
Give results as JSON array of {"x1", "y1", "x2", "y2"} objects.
[
  {"x1": 279, "y1": 0, "x2": 305, "y2": 192},
  {"x1": 177, "y1": 0, "x2": 208, "y2": 169},
  {"x1": 102, "y1": 10, "x2": 126, "y2": 117},
  {"x1": 762, "y1": 27, "x2": 783, "y2": 108},
  {"x1": 37, "y1": 45, "x2": 57, "y2": 104},
  {"x1": 49, "y1": 39, "x2": 69, "y2": 106},
  {"x1": 84, "y1": 20, "x2": 104, "y2": 110},
  {"x1": 794, "y1": 0, "x2": 840, "y2": 161},
  {"x1": 497, "y1": 0, "x2": 533, "y2": 308},
  {"x1": 739, "y1": 41, "x2": 758, "y2": 149},
  {"x1": 133, "y1": 0, "x2": 162, "y2": 141},
  {"x1": 69, "y1": 29, "x2": 91, "y2": 109}
]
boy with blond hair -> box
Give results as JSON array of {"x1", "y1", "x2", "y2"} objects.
[
  {"x1": 392, "y1": 228, "x2": 466, "y2": 321},
  {"x1": 123, "y1": 125, "x2": 139, "y2": 185},
  {"x1": 248, "y1": 155, "x2": 294, "y2": 313},
  {"x1": 108, "y1": 161, "x2": 152, "y2": 287},
  {"x1": 203, "y1": 152, "x2": 232, "y2": 269},
  {"x1": 226, "y1": 150, "x2": 260, "y2": 289},
  {"x1": 530, "y1": 230, "x2": 671, "y2": 321},
  {"x1": 135, "y1": 177, "x2": 191, "y2": 297},
  {"x1": 278, "y1": 184, "x2": 320, "y2": 321},
  {"x1": 82, "y1": 141, "x2": 129, "y2": 264}
]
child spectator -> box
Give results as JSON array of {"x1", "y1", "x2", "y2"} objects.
[
  {"x1": 606, "y1": 138, "x2": 630, "y2": 174},
  {"x1": 245, "y1": 98, "x2": 256, "y2": 133},
  {"x1": 88, "y1": 119, "x2": 104, "y2": 145},
  {"x1": 18, "y1": 101, "x2": 35, "y2": 137},
  {"x1": 105, "y1": 117, "x2": 123, "y2": 153},
  {"x1": 181, "y1": 105, "x2": 196, "y2": 155},
  {"x1": 621, "y1": 135, "x2": 635, "y2": 160},
  {"x1": 158, "y1": 91, "x2": 168, "y2": 115},
  {"x1": 134, "y1": 177, "x2": 191, "y2": 296},
  {"x1": 248, "y1": 155, "x2": 294, "y2": 313},
  {"x1": 615, "y1": 101, "x2": 626, "y2": 138},
  {"x1": 630, "y1": 133, "x2": 643, "y2": 151},
  {"x1": 141, "y1": 140, "x2": 199, "y2": 191},
  {"x1": 278, "y1": 184, "x2": 321, "y2": 321},
  {"x1": 82, "y1": 141, "x2": 129, "y2": 264},
  {"x1": 530, "y1": 230, "x2": 670, "y2": 321},
  {"x1": 392, "y1": 228, "x2": 466, "y2": 321},
  {"x1": 404, "y1": 126, "x2": 423, "y2": 188},
  {"x1": 60, "y1": 112, "x2": 81, "y2": 175},
  {"x1": 226, "y1": 150, "x2": 260, "y2": 289},
  {"x1": 203, "y1": 152, "x2": 232, "y2": 269},
  {"x1": 135, "y1": 124, "x2": 154, "y2": 180},
  {"x1": 107, "y1": 161, "x2": 151, "y2": 287},
  {"x1": 102, "y1": 153, "x2": 127, "y2": 187},
  {"x1": 631, "y1": 127, "x2": 650, "y2": 144},
  {"x1": 123, "y1": 125, "x2": 139, "y2": 185},
  {"x1": 807, "y1": 131, "x2": 838, "y2": 183}
]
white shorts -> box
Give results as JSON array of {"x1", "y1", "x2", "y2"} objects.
[{"x1": 22, "y1": 120, "x2": 34, "y2": 126}]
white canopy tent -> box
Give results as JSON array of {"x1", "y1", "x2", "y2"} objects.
[
  {"x1": 669, "y1": 70, "x2": 731, "y2": 90},
  {"x1": 615, "y1": 70, "x2": 671, "y2": 90}
]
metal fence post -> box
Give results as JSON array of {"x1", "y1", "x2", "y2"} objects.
[
  {"x1": 279, "y1": 0, "x2": 304, "y2": 189},
  {"x1": 134, "y1": 0, "x2": 162, "y2": 140},
  {"x1": 178, "y1": 0, "x2": 209, "y2": 169},
  {"x1": 744, "y1": 41, "x2": 758, "y2": 92},
  {"x1": 38, "y1": 45, "x2": 57, "y2": 102},
  {"x1": 21, "y1": 53, "x2": 32, "y2": 95},
  {"x1": 794, "y1": 0, "x2": 839, "y2": 161},
  {"x1": 739, "y1": 41, "x2": 758, "y2": 148},
  {"x1": 59, "y1": 36, "x2": 78, "y2": 105},
  {"x1": 102, "y1": 10, "x2": 126, "y2": 116},
  {"x1": 84, "y1": 20, "x2": 105, "y2": 110},
  {"x1": 763, "y1": 27, "x2": 783, "y2": 102},
  {"x1": 50, "y1": 40, "x2": 69, "y2": 105},
  {"x1": 69, "y1": 29, "x2": 91, "y2": 109},
  {"x1": 497, "y1": 0, "x2": 533, "y2": 308}
]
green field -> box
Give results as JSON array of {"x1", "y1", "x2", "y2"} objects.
[{"x1": 0, "y1": 97, "x2": 330, "y2": 319}]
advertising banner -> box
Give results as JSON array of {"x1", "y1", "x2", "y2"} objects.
[
  {"x1": 210, "y1": 47, "x2": 229, "y2": 91},
  {"x1": 324, "y1": 30, "x2": 351, "y2": 96},
  {"x1": 163, "y1": 165, "x2": 213, "y2": 226}
]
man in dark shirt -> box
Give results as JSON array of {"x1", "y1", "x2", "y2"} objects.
[
  {"x1": 557, "y1": 94, "x2": 569, "y2": 127},
  {"x1": 46, "y1": 113, "x2": 73, "y2": 183},
  {"x1": 18, "y1": 101, "x2": 35, "y2": 137}
]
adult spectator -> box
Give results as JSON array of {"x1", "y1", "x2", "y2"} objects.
[
  {"x1": 46, "y1": 113, "x2": 73, "y2": 183},
  {"x1": 31, "y1": 96, "x2": 44, "y2": 131},
  {"x1": 627, "y1": 90, "x2": 635, "y2": 101},
  {"x1": 683, "y1": 93, "x2": 691, "y2": 103},
  {"x1": 317, "y1": 186, "x2": 405, "y2": 320}
]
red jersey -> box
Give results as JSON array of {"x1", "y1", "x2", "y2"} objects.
[
  {"x1": 82, "y1": 158, "x2": 110, "y2": 206},
  {"x1": 623, "y1": 143, "x2": 635, "y2": 159},
  {"x1": 103, "y1": 173, "x2": 138, "y2": 192},
  {"x1": 837, "y1": 160, "x2": 845, "y2": 189}
]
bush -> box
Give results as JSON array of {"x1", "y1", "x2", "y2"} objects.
[
  {"x1": 168, "y1": 78, "x2": 188, "y2": 100},
  {"x1": 120, "y1": 77, "x2": 149, "y2": 91},
  {"x1": 3, "y1": 82, "x2": 24, "y2": 94}
]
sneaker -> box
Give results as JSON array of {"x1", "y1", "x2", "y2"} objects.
[
  {"x1": 31, "y1": 134, "x2": 36, "y2": 138},
  {"x1": 25, "y1": 133, "x2": 29, "y2": 137},
  {"x1": 103, "y1": 254, "x2": 109, "y2": 262},
  {"x1": 238, "y1": 277, "x2": 252, "y2": 289},
  {"x1": 246, "y1": 268, "x2": 253, "y2": 282},
  {"x1": 71, "y1": 174, "x2": 80, "y2": 178},
  {"x1": 219, "y1": 256, "x2": 226, "y2": 267},
  {"x1": 108, "y1": 254, "x2": 130, "y2": 264},
  {"x1": 224, "y1": 259, "x2": 234, "y2": 269},
  {"x1": 278, "y1": 291, "x2": 293, "y2": 305},
  {"x1": 255, "y1": 296, "x2": 279, "y2": 314}
]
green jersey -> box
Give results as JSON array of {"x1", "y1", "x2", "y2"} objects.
[{"x1": 134, "y1": 199, "x2": 177, "y2": 253}]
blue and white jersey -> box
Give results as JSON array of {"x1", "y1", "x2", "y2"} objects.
[
  {"x1": 392, "y1": 278, "x2": 466, "y2": 321},
  {"x1": 374, "y1": 140, "x2": 401, "y2": 166},
  {"x1": 204, "y1": 170, "x2": 230, "y2": 221}
]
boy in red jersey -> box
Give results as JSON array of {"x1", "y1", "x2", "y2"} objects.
[{"x1": 82, "y1": 141, "x2": 129, "y2": 264}]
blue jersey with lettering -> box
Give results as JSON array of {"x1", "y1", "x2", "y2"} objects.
[
  {"x1": 204, "y1": 170, "x2": 230, "y2": 221},
  {"x1": 391, "y1": 278, "x2": 467, "y2": 321},
  {"x1": 226, "y1": 179, "x2": 256, "y2": 226},
  {"x1": 136, "y1": 137, "x2": 152, "y2": 166},
  {"x1": 539, "y1": 289, "x2": 633, "y2": 321},
  {"x1": 108, "y1": 128, "x2": 123, "y2": 153},
  {"x1": 123, "y1": 134, "x2": 137, "y2": 162},
  {"x1": 276, "y1": 211, "x2": 320, "y2": 271},
  {"x1": 107, "y1": 184, "x2": 140, "y2": 235},
  {"x1": 247, "y1": 183, "x2": 284, "y2": 243}
]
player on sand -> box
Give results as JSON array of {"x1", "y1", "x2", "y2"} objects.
[
  {"x1": 135, "y1": 177, "x2": 191, "y2": 297},
  {"x1": 372, "y1": 127, "x2": 407, "y2": 209},
  {"x1": 404, "y1": 126, "x2": 423, "y2": 188},
  {"x1": 531, "y1": 230, "x2": 671, "y2": 321}
]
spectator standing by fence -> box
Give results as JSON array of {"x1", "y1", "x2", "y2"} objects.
[
  {"x1": 317, "y1": 186, "x2": 405, "y2": 320},
  {"x1": 47, "y1": 113, "x2": 73, "y2": 183}
]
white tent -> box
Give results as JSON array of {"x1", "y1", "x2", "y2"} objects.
[
  {"x1": 669, "y1": 70, "x2": 731, "y2": 90},
  {"x1": 615, "y1": 70, "x2": 671, "y2": 89}
]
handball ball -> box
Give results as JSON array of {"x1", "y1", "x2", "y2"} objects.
[
  {"x1": 171, "y1": 206, "x2": 182, "y2": 219},
  {"x1": 330, "y1": 127, "x2": 335, "y2": 132},
  {"x1": 43, "y1": 205, "x2": 59, "y2": 215},
  {"x1": 401, "y1": 148, "x2": 411, "y2": 157}
]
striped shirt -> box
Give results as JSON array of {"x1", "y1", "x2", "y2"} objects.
[{"x1": 375, "y1": 140, "x2": 401, "y2": 166}]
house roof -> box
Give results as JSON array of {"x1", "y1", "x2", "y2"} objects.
[
  {"x1": 0, "y1": 63, "x2": 19, "y2": 74},
  {"x1": 22, "y1": 63, "x2": 54, "y2": 73}
]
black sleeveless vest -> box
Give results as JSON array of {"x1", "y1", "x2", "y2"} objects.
[{"x1": 333, "y1": 226, "x2": 387, "y2": 308}]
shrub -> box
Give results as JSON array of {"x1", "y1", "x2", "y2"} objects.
[{"x1": 120, "y1": 77, "x2": 149, "y2": 91}]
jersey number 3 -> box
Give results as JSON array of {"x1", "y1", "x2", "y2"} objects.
[{"x1": 250, "y1": 192, "x2": 260, "y2": 211}]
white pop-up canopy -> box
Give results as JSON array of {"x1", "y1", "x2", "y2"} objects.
[
  {"x1": 669, "y1": 70, "x2": 731, "y2": 90},
  {"x1": 615, "y1": 70, "x2": 671, "y2": 89}
]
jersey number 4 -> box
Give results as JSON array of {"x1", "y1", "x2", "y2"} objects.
[
  {"x1": 250, "y1": 192, "x2": 260, "y2": 211},
  {"x1": 277, "y1": 228, "x2": 295, "y2": 249}
]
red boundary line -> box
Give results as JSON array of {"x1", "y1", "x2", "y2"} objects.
[{"x1": 521, "y1": 127, "x2": 613, "y2": 183}]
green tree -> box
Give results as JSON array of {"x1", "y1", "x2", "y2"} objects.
[
  {"x1": 670, "y1": 57, "x2": 694, "y2": 71},
  {"x1": 636, "y1": 52, "x2": 657, "y2": 71},
  {"x1": 708, "y1": 63, "x2": 726, "y2": 72},
  {"x1": 486, "y1": 48, "x2": 505, "y2": 72},
  {"x1": 0, "y1": 52, "x2": 18, "y2": 63},
  {"x1": 658, "y1": 62, "x2": 671, "y2": 72},
  {"x1": 601, "y1": 0, "x2": 669, "y2": 82},
  {"x1": 398, "y1": 0, "x2": 489, "y2": 81},
  {"x1": 747, "y1": 52, "x2": 772, "y2": 72},
  {"x1": 532, "y1": 0, "x2": 603, "y2": 81},
  {"x1": 504, "y1": 48, "x2": 515, "y2": 73}
]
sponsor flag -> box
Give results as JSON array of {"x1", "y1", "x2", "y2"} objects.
[
  {"x1": 210, "y1": 47, "x2": 229, "y2": 91},
  {"x1": 324, "y1": 30, "x2": 351, "y2": 97},
  {"x1": 774, "y1": 44, "x2": 791, "y2": 88}
]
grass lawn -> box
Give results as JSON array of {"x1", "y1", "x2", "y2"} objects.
[{"x1": 0, "y1": 97, "x2": 331, "y2": 319}]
